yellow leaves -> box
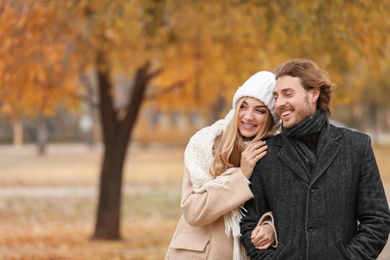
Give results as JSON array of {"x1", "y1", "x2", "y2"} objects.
[
  {"x1": 1, "y1": 0, "x2": 389, "y2": 122},
  {"x1": 0, "y1": 0, "x2": 81, "y2": 120},
  {"x1": 1, "y1": 102, "x2": 14, "y2": 117}
]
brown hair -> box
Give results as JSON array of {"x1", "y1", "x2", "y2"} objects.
[
  {"x1": 209, "y1": 97, "x2": 275, "y2": 178},
  {"x1": 274, "y1": 58, "x2": 336, "y2": 116}
]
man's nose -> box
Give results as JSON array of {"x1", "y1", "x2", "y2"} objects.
[{"x1": 276, "y1": 97, "x2": 285, "y2": 108}]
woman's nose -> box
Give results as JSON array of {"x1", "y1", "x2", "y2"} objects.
[{"x1": 244, "y1": 111, "x2": 254, "y2": 120}]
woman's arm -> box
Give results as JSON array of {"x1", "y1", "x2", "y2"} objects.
[{"x1": 180, "y1": 167, "x2": 253, "y2": 227}]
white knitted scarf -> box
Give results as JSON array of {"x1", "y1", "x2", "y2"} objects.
[{"x1": 184, "y1": 110, "x2": 249, "y2": 260}]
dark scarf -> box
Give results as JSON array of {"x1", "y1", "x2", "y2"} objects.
[{"x1": 282, "y1": 109, "x2": 329, "y2": 179}]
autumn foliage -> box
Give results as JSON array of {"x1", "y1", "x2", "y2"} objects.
[
  {"x1": 0, "y1": 0, "x2": 80, "y2": 119},
  {"x1": 1, "y1": 0, "x2": 389, "y2": 120}
]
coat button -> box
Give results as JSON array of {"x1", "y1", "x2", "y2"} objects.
[
  {"x1": 308, "y1": 227, "x2": 314, "y2": 233},
  {"x1": 310, "y1": 188, "x2": 316, "y2": 193}
]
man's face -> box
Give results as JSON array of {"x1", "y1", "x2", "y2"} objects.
[{"x1": 273, "y1": 75, "x2": 318, "y2": 129}]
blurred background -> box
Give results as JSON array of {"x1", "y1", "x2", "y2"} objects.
[{"x1": 1, "y1": 0, "x2": 390, "y2": 259}]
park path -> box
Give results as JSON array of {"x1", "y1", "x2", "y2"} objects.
[
  {"x1": 0, "y1": 184, "x2": 178, "y2": 198},
  {"x1": 1, "y1": 184, "x2": 389, "y2": 259}
]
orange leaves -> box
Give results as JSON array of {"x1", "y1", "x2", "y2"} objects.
[
  {"x1": 142, "y1": 0, "x2": 390, "y2": 117},
  {"x1": 0, "y1": 0, "x2": 80, "y2": 120},
  {"x1": 1, "y1": 0, "x2": 389, "y2": 122}
]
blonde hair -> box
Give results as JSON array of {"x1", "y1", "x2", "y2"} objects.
[{"x1": 209, "y1": 97, "x2": 275, "y2": 178}]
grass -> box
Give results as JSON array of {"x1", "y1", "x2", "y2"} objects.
[
  {"x1": 0, "y1": 143, "x2": 389, "y2": 259},
  {"x1": 0, "y1": 144, "x2": 184, "y2": 259}
]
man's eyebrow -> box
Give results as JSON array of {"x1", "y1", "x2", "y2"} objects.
[
  {"x1": 280, "y1": 87, "x2": 295, "y2": 93},
  {"x1": 274, "y1": 87, "x2": 295, "y2": 96}
]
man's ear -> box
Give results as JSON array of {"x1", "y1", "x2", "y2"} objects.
[{"x1": 310, "y1": 87, "x2": 320, "y2": 102}]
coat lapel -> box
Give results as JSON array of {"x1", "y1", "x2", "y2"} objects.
[
  {"x1": 312, "y1": 126, "x2": 342, "y2": 183},
  {"x1": 276, "y1": 125, "x2": 342, "y2": 184},
  {"x1": 277, "y1": 135, "x2": 311, "y2": 184}
]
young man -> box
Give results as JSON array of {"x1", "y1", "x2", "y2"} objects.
[{"x1": 240, "y1": 58, "x2": 390, "y2": 259}]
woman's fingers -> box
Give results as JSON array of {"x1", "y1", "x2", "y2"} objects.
[
  {"x1": 251, "y1": 224, "x2": 275, "y2": 249},
  {"x1": 241, "y1": 140, "x2": 268, "y2": 178},
  {"x1": 245, "y1": 140, "x2": 266, "y2": 153},
  {"x1": 244, "y1": 141, "x2": 267, "y2": 159},
  {"x1": 256, "y1": 241, "x2": 273, "y2": 250},
  {"x1": 250, "y1": 143, "x2": 268, "y2": 163}
]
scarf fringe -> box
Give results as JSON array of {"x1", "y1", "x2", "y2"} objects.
[
  {"x1": 223, "y1": 205, "x2": 247, "y2": 237},
  {"x1": 225, "y1": 205, "x2": 249, "y2": 260},
  {"x1": 233, "y1": 237, "x2": 250, "y2": 260}
]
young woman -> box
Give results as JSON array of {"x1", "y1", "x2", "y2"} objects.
[{"x1": 165, "y1": 71, "x2": 280, "y2": 260}]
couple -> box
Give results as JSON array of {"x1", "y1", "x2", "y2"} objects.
[{"x1": 165, "y1": 58, "x2": 390, "y2": 259}]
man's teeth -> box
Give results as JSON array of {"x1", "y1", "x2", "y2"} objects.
[{"x1": 282, "y1": 110, "x2": 292, "y2": 116}]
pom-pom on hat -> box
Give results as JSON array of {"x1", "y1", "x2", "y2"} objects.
[{"x1": 232, "y1": 71, "x2": 280, "y2": 124}]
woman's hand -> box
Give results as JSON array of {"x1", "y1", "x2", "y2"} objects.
[
  {"x1": 240, "y1": 140, "x2": 267, "y2": 179},
  {"x1": 251, "y1": 224, "x2": 275, "y2": 250}
]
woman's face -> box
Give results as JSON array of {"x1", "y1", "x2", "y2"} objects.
[{"x1": 237, "y1": 97, "x2": 269, "y2": 139}]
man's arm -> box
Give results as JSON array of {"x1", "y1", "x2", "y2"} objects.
[
  {"x1": 240, "y1": 164, "x2": 276, "y2": 259},
  {"x1": 346, "y1": 137, "x2": 390, "y2": 259}
]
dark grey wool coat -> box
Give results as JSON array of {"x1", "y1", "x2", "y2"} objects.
[{"x1": 240, "y1": 124, "x2": 390, "y2": 260}]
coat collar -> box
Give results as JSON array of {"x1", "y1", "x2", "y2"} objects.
[{"x1": 276, "y1": 124, "x2": 343, "y2": 184}]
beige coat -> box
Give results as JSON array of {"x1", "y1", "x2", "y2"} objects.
[{"x1": 165, "y1": 167, "x2": 253, "y2": 260}]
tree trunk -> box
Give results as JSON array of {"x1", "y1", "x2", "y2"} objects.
[
  {"x1": 92, "y1": 56, "x2": 161, "y2": 240},
  {"x1": 36, "y1": 115, "x2": 48, "y2": 155},
  {"x1": 93, "y1": 125, "x2": 128, "y2": 239},
  {"x1": 13, "y1": 119, "x2": 23, "y2": 146}
]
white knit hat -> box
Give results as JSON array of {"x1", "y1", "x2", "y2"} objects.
[{"x1": 232, "y1": 71, "x2": 280, "y2": 124}]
